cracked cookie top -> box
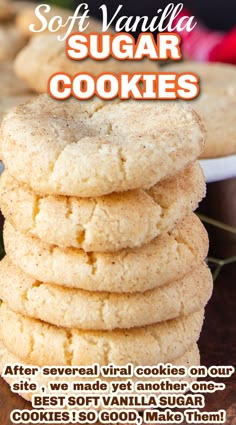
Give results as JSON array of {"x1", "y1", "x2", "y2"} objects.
[
  {"x1": 3, "y1": 214, "x2": 208, "y2": 293},
  {"x1": 0, "y1": 257, "x2": 212, "y2": 330},
  {"x1": 1, "y1": 95, "x2": 205, "y2": 197},
  {"x1": 0, "y1": 303, "x2": 204, "y2": 366},
  {"x1": 0, "y1": 341, "x2": 200, "y2": 404},
  {"x1": 0, "y1": 163, "x2": 205, "y2": 251}
]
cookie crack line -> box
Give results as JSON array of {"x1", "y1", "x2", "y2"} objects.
[
  {"x1": 118, "y1": 146, "x2": 127, "y2": 181},
  {"x1": 48, "y1": 102, "x2": 114, "y2": 180},
  {"x1": 64, "y1": 330, "x2": 73, "y2": 366},
  {"x1": 32, "y1": 196, "x2": 40, "y2": 227},
  {"x1": 174, "y1": 234, "x2": 199, "y2": 258},
  {"x1": 87, "y1": 100, "x2": 122, "y2": 119},
  {"x1": 86, "y1": 252, "x2": 98, "y2": 275}
]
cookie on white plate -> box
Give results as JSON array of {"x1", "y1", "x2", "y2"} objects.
[{"x1": 188, "y1": 92, "x2": 236, "y2": 158}]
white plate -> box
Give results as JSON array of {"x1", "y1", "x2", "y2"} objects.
[{"x1": 200, "y1": 155, "x2": 236, "y2": 183}]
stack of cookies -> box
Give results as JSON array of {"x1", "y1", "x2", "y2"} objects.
[{"x1": 0, "y1": 95, "x2": 213, "y2": 402}]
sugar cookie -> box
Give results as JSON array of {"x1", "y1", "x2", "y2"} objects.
[
  {"x1": 4, "y1": 214, "x2": 208, "y2": 293},
  {"x1": 0, "y1": 257, "x2": 212, "y2": 330},
  {"x1": 189, "y1": 92, "x2": 236, "y2": 158},
  {"x1": 0, "y1": 341, "x2": 200, "y2": 404},
  {"x1": 0, "y1": 163, "x2": 205, "y2": 251},
  {"x1": 0, "y1": 303, "x2": 204, "y2": 366},
  {"x1": 1, "y1": 96, "x2": 205, "y2": 197},
  {"x1": 163, "y1": 61, "x2": 236, "y2": 98}
]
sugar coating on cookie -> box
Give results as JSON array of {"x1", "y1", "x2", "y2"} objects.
[
  {"x1": 1, "y1": 96, "x2": 205, "y2": 197},
  {"x1": 0, "y1": 341, "x2": 200, "y2": 404},
  {"x1": 14, "y1": 33, "x2": 158, "y2": 93},
  {"x1": 0, "y1": 163, "x2": 205, "y2": 251},
  {"x1": 4, "y1": 214, "x2": 208, "y2": 293},
  {"x1": 0, "y1": 303, "x2": 204, "y2": 366},
  {"x1": 0, "y1": 257, "x2": 212, "y2": 330},
  {"x1": 0, "y1": 25, "x2": 26, "y2": 61}
]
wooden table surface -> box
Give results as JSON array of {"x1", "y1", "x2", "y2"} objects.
[{"x1": 0, "y1": 263, "x2": 235, "y2": 425}]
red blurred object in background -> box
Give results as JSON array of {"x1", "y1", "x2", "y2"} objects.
[
  {"x1": 173, "y1": 8, "x2": 236, "y2": 64},
  {"x1": 209, "y1": 28, "x2": 236, "y2": 64}
]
